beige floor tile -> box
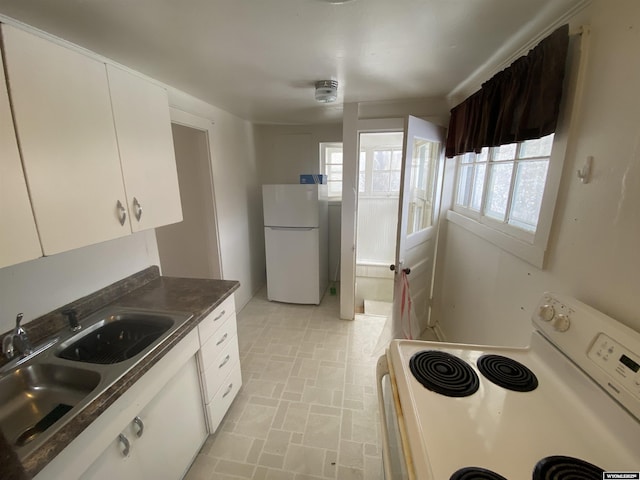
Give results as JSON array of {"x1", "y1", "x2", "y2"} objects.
[{"x1": 184, "y1": 287, "x2": 387, "y2": 480}]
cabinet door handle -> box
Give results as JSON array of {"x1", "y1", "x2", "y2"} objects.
[
  {"x1": 215, "y1": 333, "x2": 228, "y2": 346},
  {"x1": 214, "y1": 310, "x2": 226, "y2": 322},
  {"x1": 118, "y1": 433, "x2": 130, "y2": 457},
  {"x1": 222, "y1": 383, "x2": 233, "y2": 398},
  {"x1": 133, "y1": 416, "x2": 144, "y2": 438},
  {"x1": 116, "y1": 200, "x2": 127, "y2": 226},
  {"x1": 133, "y1": 197, "x2": 143, "y2": 222},
  {"x1": 219, "y1": 354, "x2": 230, "y2": 369}
]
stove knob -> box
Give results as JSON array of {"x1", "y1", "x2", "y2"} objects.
[
  {"x1": 538, "y1": 304, "x2": 555, "y2": 322},
  {"x1": 552, "y1": 313, "x2": 570, "y2": 332}
]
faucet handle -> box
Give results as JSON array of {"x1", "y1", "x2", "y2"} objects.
[
  {"x1": 62, "y1": 309, "x2": 81, "y2": 332},
  {"x1": 15, "y1": 313, "x2": 24, "y2": 330}
]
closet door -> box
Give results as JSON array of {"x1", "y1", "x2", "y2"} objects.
[
  {"x1": 0, "y1": 50, "x2": 42, "y2": 268},
  {"x1": 2, "y1": 25, "x2": 129, "y2": 256}
]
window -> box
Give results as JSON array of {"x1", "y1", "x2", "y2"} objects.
[
  {"x1": 359, "y1": 147, "x2": 403, "y2": 196},
  {"x1": 453, "y1": 134, "x2": 553, "y2": 241},
  {"x1": 320, "y1": 142, "x2": 343, "y2": 199}
]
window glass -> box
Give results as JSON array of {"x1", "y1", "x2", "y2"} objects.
[{"x1": 453, "y1": 134, "x2": 554, "y2": 236}]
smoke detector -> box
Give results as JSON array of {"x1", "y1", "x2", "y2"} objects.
[{"x1": 315, "y1": 80, "x2": 338, "y2": 103}]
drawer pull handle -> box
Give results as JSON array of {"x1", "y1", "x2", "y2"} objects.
[
  {"x1": 222, "y1": 383, "x2": 233, "y2": 398},
  {"x1": 133, "y1": 416, "x2": 144, "y2": 438},
  {"x1": 219, "y1": 355, "x2": 230, "y2": 369},
  {"x1": 133, "y1": 197, "x2": 143, "y2": 221},
  {"x1": 214, "y1": 310, "x2": 226, "y2": 321},
  {"x1": 118, "y1": 433, "x2": 130, "y2": 457},
  {"x1": 116, "y1": 200, "x2": 127, "y2": 226},
  {"x1": 216, "y1": 333, "x2": 228, "y2": 346}
]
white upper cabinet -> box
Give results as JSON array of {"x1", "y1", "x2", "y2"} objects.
[
  {"x1": 0, "y1": 50, "x2": 42, "y2": 268},
  {"x1": 107, "y1": 65, "x2": 182, "y2": 232},
  {"x1": 1, "y1": 24, "x2": 129, "y2": 255}
]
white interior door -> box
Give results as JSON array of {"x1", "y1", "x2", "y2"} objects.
[{"x1": 391, "y1": 116, "x2": 445, "y2": 339}]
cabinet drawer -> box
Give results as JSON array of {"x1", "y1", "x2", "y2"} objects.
[
  {"x1": 200, "y1": 335, "x2": 239, "y2": 403},
  {"x1": 205, "y1": 363, "x2": 242, "y2": 434},
  {"x1": 198, "y1": 295, "x2": 235, "y2": 345},
  {"x1": 198, "y1": 316, "x2": 237, "y2": 372}
]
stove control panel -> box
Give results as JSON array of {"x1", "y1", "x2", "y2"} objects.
[
  {"x1": 533, "y1": 292, "x2": 640, "y2": 420},
  {"x1": 588, "y1": 333, "x2": 640, "y2": 400}
]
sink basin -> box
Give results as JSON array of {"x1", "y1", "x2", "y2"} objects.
[
  {"x1": 0, "y1": 364, "x2": 100, "y2": 447},
  {"x1": 56, "y1": 313, "x2": 174, "y2": 364}
]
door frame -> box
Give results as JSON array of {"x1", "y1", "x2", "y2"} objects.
[
  {"x1": 340, "y1": 109, "x2": 403, "y2": 319},
  {"x1": 165, "y1": 108, "x2": 223, "y2": 279}
]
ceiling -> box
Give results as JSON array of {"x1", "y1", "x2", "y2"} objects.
[{"x1": 0, "y1": 0, "x2": 586, "y2": 125}]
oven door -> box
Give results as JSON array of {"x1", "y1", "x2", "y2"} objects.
[{"x1": 376, "y1": 354, "x2": 411, "y2": 480}]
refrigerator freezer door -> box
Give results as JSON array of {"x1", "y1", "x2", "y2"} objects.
[
  {"x1": 265, "y1": 226, "x2": 321, "y2": 304},
  {"x1": 262, "y1": 184, "x2": 321, "y2": 228}
]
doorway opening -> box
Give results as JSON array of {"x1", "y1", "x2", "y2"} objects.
[
  {"x1": 155, "y1": 121, "x2": 222, "y2": 280},
  {"x1": 355, "y1": 131, "x2": 404, "y2": 317}
]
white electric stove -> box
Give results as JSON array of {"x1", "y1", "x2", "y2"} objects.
[{"x1": 376, "y1": 292, "x2": 640, "y2": 479}]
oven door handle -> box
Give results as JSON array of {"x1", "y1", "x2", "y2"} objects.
[{"x1": 376, "y1": 354, "x2": 395, "y2": 480}]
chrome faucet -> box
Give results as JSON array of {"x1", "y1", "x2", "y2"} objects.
[{"x1": 2, "y1": 313, "x2": 33, "y2": 360}]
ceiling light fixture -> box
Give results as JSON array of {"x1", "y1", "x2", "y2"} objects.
[{"x1": 315, "y1": 80, "x2": 338, "y2": 103}]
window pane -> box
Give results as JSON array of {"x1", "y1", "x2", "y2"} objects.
[
  {"x1": 391, "y1": 150, "x2": 402, "y2": 169},
  {"x1": 390, "y1": 171, "x2": 401, "y2": 192},
  {"x1": 494, "y1": 143, "x2": 517, "y2": 161},
  {"x1": 477, "y1": 148, "x2": 489, "y2": 162},
  {"x1": 329, "y1": 151, "x2": 343, "y2": 164},
  {"x1": 328, "y1": 182, "x2": 342, "y2": 196},
  {"x1": 519, "y1": 134, "x2": 554, "y2": 158},
  {"x1": 509, "y1": 160, "x2": 549, "y2": 231},
  {"x1": 485, "y1": 162, "x2": 514, "y2": 221},
  {"x1": 328, "y1": 165, "x2": 342, "y2": 176},
  {"x1": 471, "y1": 163, "x2": 486, "y2": 211},
  {"x1": 372, "y1": 172, "x2": 390, "y2": 192},
  {"x1": 358, "y1": 173, "x2": 366, "y2": 192},
  {"x1": 359, "y1": 152, "x2": 366, "y2": 171},
  {"x1": 460, "y1": 152, "x2": 474, "y2": 164},
  {"x1": 373, "y1": 150, "x2": 391, "y2": 170},
  {"x1": 456, "y1": 165, "x2": 473, "y2": 207}
]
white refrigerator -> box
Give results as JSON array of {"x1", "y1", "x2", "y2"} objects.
[{"x1": 262, "y1": 184, "x2": 328, "y2": 304}]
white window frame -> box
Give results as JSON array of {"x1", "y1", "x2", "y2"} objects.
[
  {"x1": 358, "y1": 145, "x2": 403, "y2": 197},
  {"x1": 447, "y1": 129, "x2": 569, "y2": 268},
  {"x1": 320, "y1": 142, "x2": 343, "y2": 200}
]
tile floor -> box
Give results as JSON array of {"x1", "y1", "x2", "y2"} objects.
[{"x1": 184, "y1": 288, "x2": 389, "y2": 480}]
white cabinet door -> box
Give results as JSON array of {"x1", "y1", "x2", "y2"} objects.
[
  {"x1": 81, "y1": 358, "x2": 206, "y2": 480},
  {"x1": 135, "y1": 357, "x2": 207, "y2": 479},
  {"x1": 0, "y1": 49, "x2": 42, "y2": 268},
  {"x1": 107, "y1": 65, "x2": 183, "y2": 232},
  {"x1": 1, "y1": 25, "x2": 129, "y2": 255},
  {"x1": 79, "y1": 434, "x2": 142, "y2": 480}
]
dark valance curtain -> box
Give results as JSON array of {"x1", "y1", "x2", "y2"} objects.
[{"x1": 445, "y1": 24, "x2": 570, "y2": 158}]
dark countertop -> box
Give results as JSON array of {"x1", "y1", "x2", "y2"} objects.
[{"x1": 0, "y1": 267, "x2": 239, "y2": 479}]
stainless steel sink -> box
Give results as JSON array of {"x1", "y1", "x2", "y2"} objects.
[
  {"x1": 0, "y1": 364, "x2": 100, "y2": 447},
  {"x1": 56, "y1": 313, "x2": 174, "y2": 364},
  {"x1": 0, "y1": 306, "x2": 192, "y2": 459}
]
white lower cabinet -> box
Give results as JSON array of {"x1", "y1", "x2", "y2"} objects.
[
  {"x1": 81, "y1": 357, "x2": 206, "y2": 480},
  {"x1": 196, "y1": 294, "x2": 242, "y2": 433}
]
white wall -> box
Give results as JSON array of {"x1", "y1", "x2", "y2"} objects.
[
  {"x1": 433, "y1": 0, "x2": 640, "y2": 346},
  {"x1": 0, "y1": 232, "x2": 159, "y2": 333},
  {"x1": 254, "y1": 123, "x2": 343, "y2": 183}
]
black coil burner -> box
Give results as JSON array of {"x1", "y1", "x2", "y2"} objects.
[
  {"x1": 477, "y1": 354, "x2": 538, "y2": 392},
  {"x1": 450, "y1": 467, "x2": 508, "y2": 480},
  {"x1": 533, "y1": 455, "x2": 604, "y2": 480},
  {"x1": 409, "y1": 350, "x2": 479, "y2": 397}
]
